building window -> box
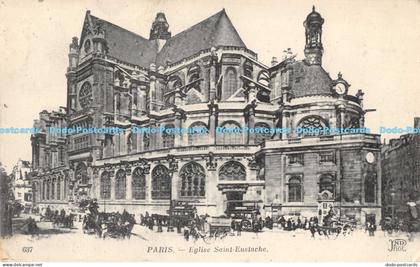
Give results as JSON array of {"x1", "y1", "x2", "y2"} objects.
[
  {"x1": 132, "y1": 167, "x2": 146, "y2": 200},
  {"x1": 151, "y1": 165, "x2": 171, "y2": 200},
  {"x1": 51, "y1": 179, "x2": 55, "y2": 200},
  {"x1": 100, "y1": 171, "x2": 111, "y2": 199},
  {"x1": 75, "y1": 162, "x2": 88, "y2": 185},
  {"x1": 223, "y1": 67, "x2": 237, "y2": 100},
  {"x1": 162, "y1": 124, "x2": 175, "y2": 148},
  {"x1": 180, "y1": 162, "x2": 206, "y2": 197},
  {"x1": 115, "y1": 169, "x2": 127, "y2": 200},
  {"x1": 188, "y1": 122, "x2": 209, "y2": 145},
  {"x1": 288, "y1": 154, "x2": 304, "y2": 165},
  {"x1": 297, "y1": 116, "x2": 328, "y2": 136},
  {"x1": 320, "y1": 151, "x2": 335, "y2": 163},
  {"x1": 365, "y1": 173, "x2": 376, "y2": 203},
  {"x1": 254, "y1": 122, "x2": 271, "y2": 145},
  {"x1": 46, "y1": 180, "x2": 50, "y2": 200},
  {"x1": 319, "y1": 174, "x2": 335, "y2": 195},
  {"x1": 219, "y1": 161, "x2": 246, "y2": 181},
  {"x1": 218, "y1": 121, "x2": 243, "y2": 145},
  {"x1": 57, "y1": 178, "x2": 61, "y2": 200},
  {"x1": 288, "y1": 176, "x2": 302, "y2": 202}
]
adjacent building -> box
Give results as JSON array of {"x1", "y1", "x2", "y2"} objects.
[
  {"x1": 381, "y1": 117, "x2": 420, "y2": 220},
  {"x1": 10, "y1": 159, "x2": 33, "y2": 207},
  {"x1": 31, "y1": 7, "x2": 382, "y2": 224}
]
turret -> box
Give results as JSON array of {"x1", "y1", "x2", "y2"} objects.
[
  {"x1": 68, "y1": 37, "x2": 79, "y2": 71},
  {"x1": 149, "y1": 12, "x2": 171, "y2": 52},
  {"x1": 304, "y1": 6, "x2": 324, "y2": 65}
]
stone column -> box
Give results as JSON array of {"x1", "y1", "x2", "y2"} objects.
[
  {"x1": 247, "y1": 104, "x2": 256, "y2": 145},
  {"x1": 209, "y1": 49, "x2": 217, "y2": 101},
  {"x1": 208, "y1": 102, "x2": 218, "y2": 145},
  {"x1": 126, "y1": 167, "x2": 132, "y2": 200},
  {"x1": 109, "y1": 170, "x2": 115, "y2": 201},
  {"x1": 282, "y1": 111, "x2": 290, "y2": 139}
]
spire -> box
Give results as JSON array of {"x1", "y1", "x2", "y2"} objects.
[
  {"x1": 149, "y1": 12, "x2": 171, "y2": 40},
  {"x1": 304, "y1": 6, "x2": 324, "y2": 65}
]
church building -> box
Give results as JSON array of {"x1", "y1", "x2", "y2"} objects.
[{"x1": 31, "y1": 7, "x2": 382, "y2": 224}]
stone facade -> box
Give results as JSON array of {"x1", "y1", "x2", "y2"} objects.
[
  {"x1": 31, "y1": 7, "x2": 381, "y2": 223},
  {"x1": 381, "y1": 117, "x2": 420, "y2": 220}
]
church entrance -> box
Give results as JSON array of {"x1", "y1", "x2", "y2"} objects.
[{"x1": 225, "y1": 191, "x2": 244, "y2": 215}]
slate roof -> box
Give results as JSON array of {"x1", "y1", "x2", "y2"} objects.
[
  {"x1": 83, "y1": 9, "x2": 246, "y2": 68},
  {"x1": 156, "y1": 9, "x2": 246, "y2": 65},
  {"x1": 90, "y1": 15, "x2": 158, "y2": 68},
  {"x1": 289, "y1": 61, "x2": 333, "y2": 98}
]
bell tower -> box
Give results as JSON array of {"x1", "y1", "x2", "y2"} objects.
[
  {"x1": 149, "y1": 12, "x2": 171, "y2": 52},
  {"x1": 304, "y1": 6, "x2": 324, "y2": 65}
]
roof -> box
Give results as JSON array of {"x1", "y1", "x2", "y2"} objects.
[
  {"x1": 288, "y1": 61, "x2": 333, "y2": 98},
  {"x1": 156, "y1": 9, "x2": 246, "y2": 65},
  {"x1": 81, "y1": 9, "x2": 246, "y2": 68},
  {"x1": 89, "y1": 15, "x2": 158, "y2": 68}
]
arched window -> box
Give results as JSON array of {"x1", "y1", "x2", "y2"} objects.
[
  {"x1": 319, "y1": 174, "x2": 335, "y2": 195},
  {"x1": 63, "y1": 176, "x2": 67, "y2": 199},
  {"x1": 297, "y1": 116, "x2": 328, "y2": 136},
  {"x1": 188, "y1": 121, "x2": 209, "y2": 145},
  {"x1": 223, "y1": 67, "x2": 237, "y2": 100},
  {"x1": 218, "y1": 121, "x2": 243, "y2": 145},
  {"x1": 75, "y1": 162, "x2": 88, "y2": 184},
  {"x1": 180, "y1": 162, "x2": 206, "y2": 197},
  {"x1": 115, "y1": 169, "x2": 127, "y2": 200},
  {"x1": 162, "y1": 124, "x2": 175, "y2": 148},
  {"x1": 51, "y1": 178, "x2": 56, "y2": 200},
  {"x1": 365, "y1": 173, "x2": 376, "y2": 203},
  {"x1": 100, "y1": 171, "x2": 111, "y2": 199},
  {"x1": 151, "y1": 165, "x2": 171, "y2": 199},
  {"x1": 288, "y1": 176, "x2": 302, "y2": 202},
  {"x1": 56, "y1": 178, "x2": 61, "y2": 200},
  {"x1": 46, "y1": 179, "x2": 50, "y2": 200},
  {"x1": 254, "y1": 122, "x2": 271, "y2": 145},
  {"x1": 132, "y1": 167, "x2": 146, "y2": 200},
  {"x1": 219, "y1": 161, "x2": 246, "y2": 181}
]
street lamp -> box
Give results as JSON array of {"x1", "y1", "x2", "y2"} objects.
[{"x1": 167, "y1": 154, "x2": 177, "y2": 232}]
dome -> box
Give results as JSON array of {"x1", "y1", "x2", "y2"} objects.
[{"x1": 305, "y1": 6, "x2": 324, "y2": 24}]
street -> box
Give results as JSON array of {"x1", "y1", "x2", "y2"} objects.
[{"x1": 1, "y1": 214, "x2": 419, "y2": 262}]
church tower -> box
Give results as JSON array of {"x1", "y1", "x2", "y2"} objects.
[
  {"x1": 304, "y1": 6, "x2": 324, "y2": 65},
  {"x1": 149, "y1": 12, "x2": 171, "y2": 52}
]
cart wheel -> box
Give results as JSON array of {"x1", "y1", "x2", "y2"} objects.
[{"x1": 203, "y1": 233, "x2": 214, "y2": 244}]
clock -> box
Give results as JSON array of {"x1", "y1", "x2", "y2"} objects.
[
  {"x1": 335, "y1": 83, "x2": 346, "y2": 95},
  {"x1": 365, "y1": 152, "x2": 375, "y2": 164}
]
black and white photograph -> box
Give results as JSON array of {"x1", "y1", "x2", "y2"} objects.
[{"x1": 0, "y1": 0, "x2": 419, "y2": 264}]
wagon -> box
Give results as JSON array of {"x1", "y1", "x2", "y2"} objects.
[{"x1": 206, "y1": 217, "x2": 232, "y2": 239}]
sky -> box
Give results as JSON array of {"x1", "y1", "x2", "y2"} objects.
[{"x1": 0, "y1": 0, "x2": 419, "y2": 172}]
